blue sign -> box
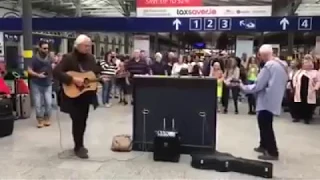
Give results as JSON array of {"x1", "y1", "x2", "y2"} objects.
[
  {"x1": 204, "y1": 18, "x2": 216, "y2": 30},
  {"x1": 218, "y1": 18, "x2": 231, "y2": 30},
  {"x1": 0, "y1": 16, "x2": 319, "y2": 32},
  {"x1": 189, "y1": 18, "x2": 202, "y2": 31},
  {"x1": 298, "y1": 17, "x2": 312, "y2": 30},
  {"x1": 239, "y1": 19, "x2": 256, "y2": 30}
]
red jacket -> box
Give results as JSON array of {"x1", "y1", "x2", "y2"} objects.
[{"x1": 0, "y1": 78, "x2": 10, "y2": 94}]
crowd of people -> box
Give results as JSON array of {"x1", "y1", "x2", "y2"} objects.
[
  {"x1": 26, "y1": 36, "x2": 320, "y2": 126},
  {"x1": 96, "y1": 49, "x2": 260, "y2": 115},
  {"x1": 4, "y1": 34, "x2": 315, "y2": 160}
]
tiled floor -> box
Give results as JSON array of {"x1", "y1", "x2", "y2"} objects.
[{"x1": 1, "y1": 101, "x2": 320, "y2": 179}]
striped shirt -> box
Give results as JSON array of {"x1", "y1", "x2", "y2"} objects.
[
  {"x1": 99, "y1": 59, "x2": 117, "y2": 76},
  {"x1": 126, "y1": 59, "x2": 149, "y2": 77}
]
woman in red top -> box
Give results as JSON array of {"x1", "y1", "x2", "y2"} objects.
[{"x1": 0, "y1": 71, "x2": 11, "y2": 97}]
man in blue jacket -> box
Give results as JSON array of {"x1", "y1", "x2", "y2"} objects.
[{"x1": 240, "y1": 44, "x2": 288, "y2": 160}]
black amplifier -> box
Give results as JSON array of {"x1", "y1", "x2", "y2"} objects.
[{"x1": 153, "y1": 119, "x2": 181, "y2": 162}]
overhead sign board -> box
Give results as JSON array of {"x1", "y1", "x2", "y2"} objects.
[
  {"x1": 136, "y1": 6, "x2": 272, "y2": 17},
  {"x1": 0, "y1": 16, "x2": 318, "y2": 32},
  {"x1": 136, "y1": 0, "x2": 203, "y2": 7}
]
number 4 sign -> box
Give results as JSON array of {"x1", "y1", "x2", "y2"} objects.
[{"x1": 298, "y1": 17, "x2": 312, "y2": 30}]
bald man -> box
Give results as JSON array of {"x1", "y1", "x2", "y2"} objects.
[
  {"x1": 240, "y1": 44, "x2": 288, "y2": 160},
  {"x1": 53, "y1": 34, "x2": 107, "y2": 159}
]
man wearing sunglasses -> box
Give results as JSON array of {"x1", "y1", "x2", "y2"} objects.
[{"x1": 28, "y1": 41, "x2": 53, "y2": 128}]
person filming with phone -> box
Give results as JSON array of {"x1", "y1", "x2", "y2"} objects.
[{"x1": 28, "y1": 41, "x2": 53, "y2": 128}]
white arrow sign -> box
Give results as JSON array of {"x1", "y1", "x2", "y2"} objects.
[
  {"x1": 280, "y1": 18, "x2": 289, "y2": 30},
  {"x1": 173, "y1": 18, "x2": 182, "y2": 30},
  {"x1": 239, "y1": 20, "x2": 245, "y2": 26}
]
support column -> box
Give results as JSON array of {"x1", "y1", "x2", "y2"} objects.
[
  {"x1": 154, "y1": 33, "x2": 159, "y2": 52},
  {"x1": 287, "y1": 33, "x2": 294, "y2": 57},
  {"x1": 22, "y1": 0, "x2": 32, "y2": 71},
  {"x1": 177, "y1": 34, "x2": 181, "y2": 55},
  {"x1": 181, "y1": 33, "x2": 185, "y2": 55},
  {"x1": 124, "y1": 2, "x2": 130, "y2": 54},
  {"x1": 287, "y1": 0, "x2": 295, "y2": 58},
  {"x1": 75, "y1": 0, "x2": 82, "y2": 36},
  {"x1": 169, "y1": 33, "x2": 173, "y2": 50},
  {"x1": 211, "y1": 32, "x2": 215, "y2": 49},
  {"x1": 258, "y1": 32, "x2": 264, "y2": 48},
  {"x1": 75, "y1": 0, "x2": 82, "y2": 17}
]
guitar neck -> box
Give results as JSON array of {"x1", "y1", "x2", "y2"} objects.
[{"x1": 87, "y1": 78, "x2": 101, "y2": 83}]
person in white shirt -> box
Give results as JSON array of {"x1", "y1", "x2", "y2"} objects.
[{"x1": 171, "y1": 55, "x2": 188, "y2": 76}]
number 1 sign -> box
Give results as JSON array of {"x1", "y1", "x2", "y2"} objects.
[{"x1": 189, "y1": 18, "x2": 202, "y2": 31}]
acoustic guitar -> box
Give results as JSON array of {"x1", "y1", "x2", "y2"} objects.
[{"x1": 63, "y1": 71, "x2": 100, "y2": 98}]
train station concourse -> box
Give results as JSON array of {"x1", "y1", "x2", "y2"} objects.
[
  {"x1": 1, "y1": 0, "x2": 320, "y2": 179},
  {"x1": 1, "y1": 102, "x2": 320, "y2": 179}
]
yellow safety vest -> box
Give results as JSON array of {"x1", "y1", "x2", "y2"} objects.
[{"x1": 247, "y1": 65, "x2": 258, "y2": 81}]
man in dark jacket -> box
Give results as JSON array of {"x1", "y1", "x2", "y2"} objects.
[{"x1": 53, "y1": 34, "x2": 106, "y2": 159}]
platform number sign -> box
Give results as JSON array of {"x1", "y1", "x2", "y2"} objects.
[
  {"x1": 189, "y1": 18, "x2": 202, "y2": 31},
  {"x1": 218, "y1": 18, "x2": 231, "y2": 30},
  {"x1": 298, "y1": 17, "x2": 312, "y2": 30},
  {"x1": 204, "y1": 18, "x2": 216, "y2": 30}
]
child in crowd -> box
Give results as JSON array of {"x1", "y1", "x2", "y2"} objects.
[
  {"x1": 116, "y1": 62, "x2": 130, "y2": 105},
  {"x1": 210, "y1": 62, "x2": 224, "y2": 112}
]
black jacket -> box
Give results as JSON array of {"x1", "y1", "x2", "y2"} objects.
[{"x1": 53, "y1": 50, "x2": 101, "y2": 113}]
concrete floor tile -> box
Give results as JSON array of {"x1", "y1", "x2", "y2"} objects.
[
  {"x1": 21, "y1": 167, "x2": 75, "y2": 179},
  {"x1": 0, "y1": 98, "x2": 319, "y2": 179},
  {"x1": 58, "y1": 160, "x2": 104, "y2": 172}
]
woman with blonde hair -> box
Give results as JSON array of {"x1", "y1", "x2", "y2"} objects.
[
  {"x1": 291, "y1": 57, "x2": 319, "y2": 124},
  {"x1": 223, "y1": 57, "x2": 240, "y2": 114}
]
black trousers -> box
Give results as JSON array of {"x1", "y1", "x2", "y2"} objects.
[
  {"x1": 223, "y1": 86, "x2": 239, "y2": 111},
  {"x1": 290, "y1": 102, "x2": 314, "y2": 122},
  {"x1": 69, "y1": 103, "x2": 90, "y2": 150},
  {"x1": 257, "y1": 110, "x2": 278, "y2": 157},
  {"x1": 247, "y1": 94, "x2": 256, "y2": 112}
]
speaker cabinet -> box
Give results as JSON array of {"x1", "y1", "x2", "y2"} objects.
[{"x1": 132, "y1": 76, "x2": 217, "y2": 154}]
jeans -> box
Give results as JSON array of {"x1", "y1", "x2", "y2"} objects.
[
  {"x1": 32, "y1": 83, "x2": 52, "y2": 119},
  {"x1": 51, "y1": 92, "x2": 58, "y2": 109},
  {"x1": 112, "y1": 78, "x2": 119, "y2": 96},
  {"x1": 102, "y1": 80, "x2": 112, "y2": 104}
]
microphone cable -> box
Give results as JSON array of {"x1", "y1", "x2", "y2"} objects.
[{"x1": 55, "y1": 105, "x2": 146, "y2": 163}]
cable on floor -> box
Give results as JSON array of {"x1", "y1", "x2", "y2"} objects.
[{"x1": 55, "y1": 107, "x2": 146, "y2": 162}]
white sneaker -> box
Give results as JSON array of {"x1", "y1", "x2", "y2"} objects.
[{"x1": 105, "y1": 103, "x2": 111, "y2": 108}]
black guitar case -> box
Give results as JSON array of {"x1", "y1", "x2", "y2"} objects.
[
  {"x1": 191, "y1": 151, "x2": 235, "y2": 172},
  {"x1": 229, "y1": 157, "x2": 273, "y2": 178}
]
